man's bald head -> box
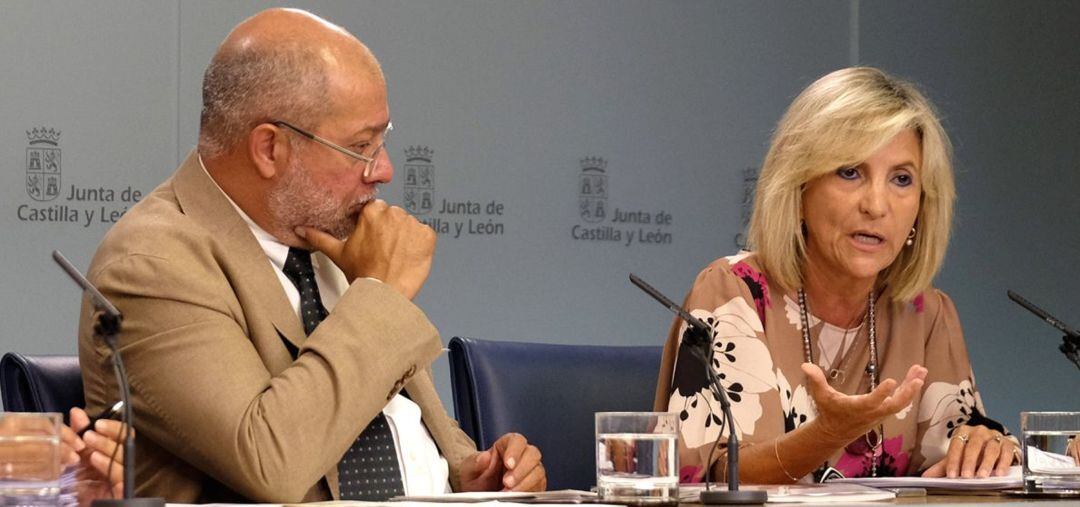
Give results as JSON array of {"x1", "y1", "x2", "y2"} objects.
[{"x1": 198, "y1": 8, "x2": 383, "y2": 158}]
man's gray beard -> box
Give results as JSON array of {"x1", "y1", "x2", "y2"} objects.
[{"x1": 268, "y1": 160, "x2": 376, "y2": 241}]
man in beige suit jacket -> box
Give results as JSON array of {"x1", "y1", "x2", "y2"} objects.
[{"x1": 78, "y1": 8, "x2": 544, "y2": 503}]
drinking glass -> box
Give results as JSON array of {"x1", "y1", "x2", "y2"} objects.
[
  {"x1": 596, "y1": 412, "x2": 678, "y2": 504},
  {"x1": 0, "y1": 412, "x2": 62, "y2": 506},
  {"x1": 1021, "y1": 411, "x2": 1080, "y2": 493}
]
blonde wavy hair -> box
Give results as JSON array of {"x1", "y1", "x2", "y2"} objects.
[{"x1": 747, "y1": 67, "x2": 955, "y2": 303}]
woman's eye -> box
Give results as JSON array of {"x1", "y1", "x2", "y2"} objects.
[
  {"x1": 837, "y1": 167, "x2": 859, "y2": 180},
  {"x1": 893, "y1": 173, "x2": 913, "y2": 187}
]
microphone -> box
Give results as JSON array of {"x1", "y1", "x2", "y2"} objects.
[
  {"x1": 629, "y1": 274, "x2": 713, "y2": 348},
  {"x1": 630, "y1": 274, "x2": 767, "y2": 505},
  {"x1": 53, "y1": 250, "x2": 165, "y2": 507},
  {"x1": 1007, "y1": 290, "x2": 1080, "y2": 371}
]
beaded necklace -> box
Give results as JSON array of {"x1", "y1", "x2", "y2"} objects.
[{"x1": 797, "y1": 288, "x2": 884, "y2": 477}]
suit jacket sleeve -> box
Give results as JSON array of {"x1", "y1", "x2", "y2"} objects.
[{"x1": 82, "y1": 246, "x2": 445, "y2": 502}]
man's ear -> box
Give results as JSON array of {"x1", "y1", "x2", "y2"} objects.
[{"x1": 248, "y1": 123, "x2": 288, "y2": 180}]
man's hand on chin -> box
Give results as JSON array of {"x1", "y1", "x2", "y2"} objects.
[
  {"x1": 298, "y1": 199, "x2": 436, "y2": 300},
  {"x1": 458, "y1": 433, "x2": 546, "y2": 492}
]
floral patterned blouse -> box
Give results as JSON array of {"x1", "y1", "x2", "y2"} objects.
[{"x1": 653, "y1": 252, "x2": 1007, "y2": 482}]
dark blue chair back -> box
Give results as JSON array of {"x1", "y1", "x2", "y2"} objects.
[
  {"x1": 448, "y1": 337, "x2": 663, "y2": 491},
  {"x1": 1, "y1": 353, "x2": 84, "y2": 416}
]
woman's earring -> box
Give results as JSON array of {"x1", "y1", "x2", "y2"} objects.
[{"x1": 906, "y1": 227, "x2": 916, "y2": 246}]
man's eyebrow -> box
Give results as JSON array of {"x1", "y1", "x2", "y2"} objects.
[{"x1": 349, "y1": 120, "x2": 391, "y2": 139}]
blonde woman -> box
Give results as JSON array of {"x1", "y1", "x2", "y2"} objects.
[{"x1": 655, "y1": 67, "x2": 1016, "y2": 483}]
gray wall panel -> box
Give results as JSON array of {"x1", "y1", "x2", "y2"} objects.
[
  {"x1": 0, "y1": 1, "x2": 178, "y2": 354},
  {"x1": 860, "y1": 0, "x2": 1080, "y2": 432}
]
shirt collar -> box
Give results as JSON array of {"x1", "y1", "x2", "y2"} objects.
[{"x1": 198, "y1": 154, "x2": 289, "y2": 270}]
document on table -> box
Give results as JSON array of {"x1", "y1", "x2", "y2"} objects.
[
  {"x1": 390, "y1": 490, "x2": 601, "y2": 503},
  {"x1": 1028, "y1": 447, "x2": 1080, "y2": 475},
  {"x1": 679, "y1": 483, "x2": 895, "y2": 503},
  {"x1": 828, "y1": 465, "x2": 1023, "y2": 491},
  {"x1": 292, "y1": 502, "x2": 608, "y2": 507},
  {"x1": 287, "y1": 496, "x2": 613, "y2": 507}
]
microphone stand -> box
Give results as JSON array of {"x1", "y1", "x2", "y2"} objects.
[
  {"x1": 53, "y1": 250, "x2": 165, "y2": 507},
  {"x1": 629, "y1": 274, "x2": 766, "y2": 505}
]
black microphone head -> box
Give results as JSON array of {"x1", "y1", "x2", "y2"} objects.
[{"x1": 683, "y1": 325, "x2": 712, "y2": 348}]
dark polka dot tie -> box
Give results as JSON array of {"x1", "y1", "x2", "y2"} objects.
[
  {"x1": 337, "y1": 413, "x2": 406, "y2": 500},
  {"x1": 281, "y1": 248, "x2": 405, "y2": 500},
  {"x1": 281, "y1": 248, "x2": 328, "y2": 335}
]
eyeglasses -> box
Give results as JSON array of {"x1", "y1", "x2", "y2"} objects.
[{"x1": 273, "y1": 120, "x2": 391, "y2": 177}]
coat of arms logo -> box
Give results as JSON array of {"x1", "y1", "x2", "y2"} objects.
[
  {"x1": 403, "y1": 146, "x2": 434, "y2": 215},
  {"x1": 26, "y1": 127, "x2": 62, "y2": 202},
  {"x1": 579, "y1": 156, "x2": 607, "y2": 223}
]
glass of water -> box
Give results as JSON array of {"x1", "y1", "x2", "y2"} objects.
[
  {"x1": 1021, "y1": 411, "x2": 1080, "y2": 493},
  {"x1": 0, "y1": 412, "x2": 62, "y2": 506},
  {"x1": 596, "y1": 412, "x2": 678, "y2": 504}
]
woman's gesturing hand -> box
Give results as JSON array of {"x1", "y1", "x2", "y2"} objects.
[{"x1": 802, "y1": 363, "x2": 927, "y2": 445}]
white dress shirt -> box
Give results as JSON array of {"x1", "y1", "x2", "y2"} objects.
[{"x1": 201, "y1": 157, "x2": 450, "y2": 495}]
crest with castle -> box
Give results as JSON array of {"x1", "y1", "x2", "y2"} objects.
[
  {"x1": 403, "y1": 146, "x2": 434, "y2": 187},
  {"x1": 403, "y1": 146, "x2": 435, "y2": 214},
  {"x1": 579, "y1": 156, "x2": 607, "y2": 197},
  {"x1": 25, "y1": 127, "x2": 63, "y2": 201},
  {"x1": 578, "y1": 156, "x2": 608, "y2": 222}
]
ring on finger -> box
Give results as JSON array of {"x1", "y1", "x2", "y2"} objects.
[
  {"x1": 992, "y1": 434, "x2": 1003, "y2": 444},
  {"x1": 954, "y1": 434, "x2": 970, "y2": 444}
]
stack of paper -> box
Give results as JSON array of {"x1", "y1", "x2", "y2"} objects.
[
  {"x1": 391, "y1": 490, "x2": 600, "y2": 504},
  {"x1": 679, "y1": 483, "x2": 895, "y2": 503},
  {"x1": 1028, "y1": 447, "x2": 1080, "y2": 475},
  {"x1": 829, "y1": 465, "x2": 1022, "y2": 491}
]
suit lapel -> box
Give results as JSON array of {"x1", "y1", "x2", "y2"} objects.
[{"x1": 171, "y1": 151, "x2": 307, "y2": 352}]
